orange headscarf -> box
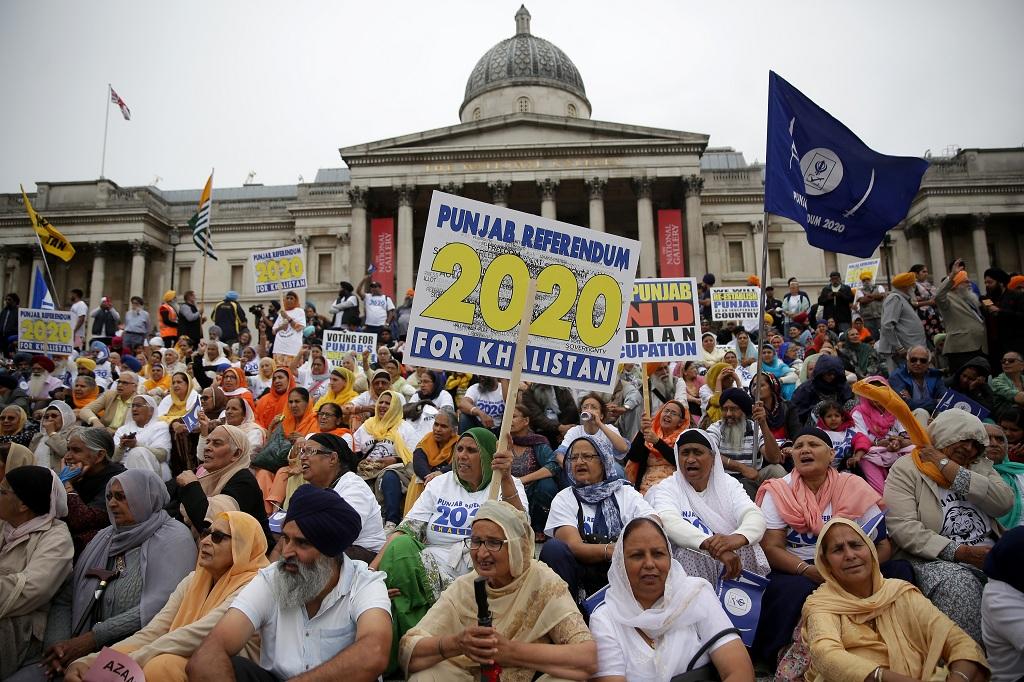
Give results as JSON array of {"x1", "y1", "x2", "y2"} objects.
[
  {"x1": 625, "y1": 400, "x2": 689, "y2": 484},
  {"x1": 168, "y1": 511, "x2": 268, "y2": 630},
  {"x1": 280, "y1": 389, "x2": 317, "y2": 436},
  {"x1": 254, "y1": 367, "x2": 294, "y2": 429},
  {"x1": 72, "y1": 384, "x2": 101, "y2": 409},
  {"x1": 221, "y1": 367, "x2": 256, "y2": 410}
]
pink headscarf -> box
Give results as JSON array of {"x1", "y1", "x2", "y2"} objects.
[{"x1": 851, "y1": 375, "x2": 897, "y2": 438}]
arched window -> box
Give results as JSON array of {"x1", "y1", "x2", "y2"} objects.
[
  {"x1": 517, "y1": 96, "x2": 531, "y2": 113},
  {"x1": 472, "y1": 107, "x2": 481, "y2": 121},
  {"x1": 567, "y1": 103, "x2": 577, "y2": 118}
]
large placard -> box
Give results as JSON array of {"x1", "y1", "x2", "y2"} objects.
[
  {"x1": 406, "y1": 192, "x2": 640, "y2": 392},
  {"x1": 18, "y1": 308, "x2": 73, "y2": 355},
  {"x1": 323, "y1": 330, "x2": 377, "y2": 365},
  {"x1": 251, "y1": 244, "x2": 307, "y2": 295},
  {"x1": 845, "y1": 258, "x2": 881, "y2": 289},
  {"x1": 710, "y1": 286, "x2": 762, "y2": 321},
  {"x1": 622, "y1": 277, "x2": 700, "y2": 362}
]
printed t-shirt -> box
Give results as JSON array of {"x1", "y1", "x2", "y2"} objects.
[
  {"x1": 545, "y1": 484, "x2": 655, "y2": 538},
  {"x1": 406, "y1": 471, "x2": 528, "y2": 546}
]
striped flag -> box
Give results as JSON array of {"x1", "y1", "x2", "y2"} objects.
[
  {"x1": 110, "y1": 86, "x2": 131, "y2": 120},
  {"x1": 189, "y1": 173, "x2": 217, "y2": 260}
]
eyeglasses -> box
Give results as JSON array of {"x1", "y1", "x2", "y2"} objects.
[
  {"x1": 464, "y1": 537, "x2": 510, "y2": 552},
  {"x1": 199, "y1": 528, "x2": 233, "y2": 544},
  {"x1": 1002, "y1": 357, "x2": 1022, "y2": 364},
  {"x1": 568, "y1": 453, "x2": 601, "y2": 463},
  {"x1": 297, "y1": 446, "x2": 333, "y2": 457},
  {"x1": 661, "y1": 410, "x2": 683, "y2": 418},
  {"x1": 908, "y1": 358, "x2": 930, "y2": 364}
]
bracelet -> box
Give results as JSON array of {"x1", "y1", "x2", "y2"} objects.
[
  {"x1": 873, "y1": 666, "x2": 883, "y2": 682},
  {"x1": 796, "y1": 562, "x2": 810, "y2": 576},
  {"x1": 437, "y1": 637, "x2": 446, "y2": 660},
  {"x1": 949, "y1": 672, "x2": 969, "y2": 682},
  {"x1": 604, "y1": 543, "x2": 613, "y2": 560}
]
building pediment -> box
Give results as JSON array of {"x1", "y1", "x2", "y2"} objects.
[{"x1": 340, "y1": 113, "x2": 709, "y2": 167}]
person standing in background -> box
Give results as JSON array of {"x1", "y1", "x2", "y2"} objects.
[
  {"x1": 158, "y1": 290, "x2": 179, "y2": 348},
  {"x1": 178, "y1": 289, "x2": 204, "y2": 343},
  {"x1": 122, "y1": 296, "x2": 150, "y2": 352},
  {"x1": 69, "y1": 289, "x2": 88, "y2": 351},
  {"x1": 357, "y1": 276, "x2": 395, "y2": 338}
]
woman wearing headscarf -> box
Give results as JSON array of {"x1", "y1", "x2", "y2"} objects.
[
  {"x1": 196, "y1": 396, "x2": 267, "y2": 456},
  {"x1": 624, "y1": 400, "x2": 688, "y2": 494},
  {"x1": 172, "y1": 425, "x2": 270, "y2": 542},
  {"x1": 354, "y1": 389, "x2": 417, "y2": 528},
  {"x1": 156, "y1": 372, "x2": 199, "y2": 423},
  {"x1": 370, "y1": 429, "x2": 525, "y2": 671},
  {"x1": 312, "y1": 366, "x2": 359, "y2": 414},
  {"x1": 699, "y1": 331, "x2": 725, "y2": 369},
  {"x1": 408, "y1": 369, "x2": 452, "y2": 411},
  {"x1": 541, "y1": 435, "x2": 657, "y2": 604},
  {"x1": 791, "y1": 353, "x2": 856, "y2": 425},
  {"x1": 646, "y1": 428, "x2": 769, "y2": 586},
  {"x1": 168, "y1": 385, "x2": 226, "y2": 476},
  {"x1": 981, "y1": 527, "x2": 1024, "y2": 681},
  {"x1": 304, "y1": 354, "x2": 332, "y2": 402},
  {"x1": 34, "y1": 470, "x2": 196, "y2": 679},
  {"x1": 749, "y1": 372, "x2": 800, "y2": 442},
  {"x1": 218, "y1": 366, "x2": 256, "y2": 411},
  {"x1": 113, "y1": 395, "x2": 172, "y2": 481},
  {"x1": 63, "y1": 512, "x2": 269, "y2": 682},
  {"x1": 70, "y1": 374, "x2": 100, "y2": 412},
  {"x1": 0, "y1": 466, "x2": 74, "y2": 679},
  {"x1": 507, "y1": 404, "x2": 560, "y2": 537},
  {"x1": 802, "y1": 518, "x2": 988, "y2": 682},
  {"x1": 1, "y1": 442, "x2": 34, "y2": 481},
  {"x1": 271, "y1": 291, "x2": 305, "y2": 363},
  {"x1": 838, "y1": 328, "x2": 880, "y2": 380},
  {"x1": 401, "y1": 500, "x2": 596, "y2": 682},
  {"x1": 142, "y1": 362, "x2": 171, "y2": 398},
  {"x1": 759, "y1": 344, "x2": 798, "y2": 400},
  {"x1": 1, "y1": 405, "x2": 38, "y2": 448},
  {"x1": 29, "y1": 401, "x2": 76, "y2": 470},
  {"x1": 253, "y1": 367, "x2": 294, "y2": 430},
  {"x1": 753, "y1": 426, "x2": 903, "y2": 665},
  {"x1": 946, "y1": 356, "x2": 996, "y2": 414},
  {"x1": 590, "y1": 517, "x2": 753, "y2": 682},
  {"x1": 698, "y1": 361, "x2": 740, "y2": 424},
  {"x1": 847, "y1": 377, "x2": 915, "y2": 493},
  {"x1": 62, "y1": 427, "x2": 126, "y2": 555},
  {"x1": 883, "y1": 407, "x2": 1014, "y2": 644},
  {"x1": 406, "y1": 406, "x2": 459, "y2": 515}
]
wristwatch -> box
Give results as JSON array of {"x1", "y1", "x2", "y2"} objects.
[{"x1": 938, "y1": 458, "x2": 950, "y2": 469}]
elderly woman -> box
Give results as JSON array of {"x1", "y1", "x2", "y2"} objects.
[
  {"x1": 991, "y1": 351, "x2": 1024, "y2": 416},
  {"x1": 884, "y1": 408, "x2": 1014, "y2": 644},
  {"x1": 753, "y1": 426, "x2": 902, "y2": 664},
  {"x1": 29, "y1": 401, "x2": 76, "y2": 471},
  {"x1": 624, "y1": 401, "x2": 688, "y2": 494},
  {"x1": 699, "y1": 331, "x2": 725, "y2": 369},
  {"x1": 63, "y1": 511, "x2": 268, "y2": 682},
  {"x1": 1, "y1": 405, "x2": 38, "y2": 448},
  {"x1": 62, "y1": 427, "x2": 126, "y2": 554},
  {"x1": 113, "y1": 394, "x2": 172, "y2": 480},
  {"x1": 699, "y1": 362, "x2": 735, "y2": 422},
  {"x1": 172, "y1": 424, "x2": 270, "y2": 541},
  {"x1": 591, "y1": 517, "x2": 753, "y2": 682},
  {"x1": 406, "y1": 406, "x2": 459, "y2": 514},
  {"x1": 400, "y1": 500, "x2": 597, "y2": 681},
  {"x1": 197, "y1": 396, "x2": 267, "y2": 455},
  {"x1": 555, "y1": 394, "x2": 629, "y2": 478},
  {"x1": 760, "y1": 344, "x2": 798, "y2": 400},
  {"x1": 371, "y1": 429, "x2": 525, "y2": 669},
  {"x1": 646, "y1": 429, "x2": 768, "y2": 586},
  {"x1": 156, "y1": 371, "x2": 199, "y2": 423},
  {"x1": 803, "y1": 518, "x2": 988, "y2": 682},
  {"x1": 29, "y1": 469, "x2": 196, "y2": 679},
  {"x1": 541, "y1": 435, "x2": 657, "y2": 604},
  {"x1": 355, "y1": 389, "x2": 418, "y2": 529},
  {"x1": 838, "y1": 328, "x2": 881, "y2": 380},
  {"x1": 0, "y1": 466, "x2": 74, "y2": 679}
]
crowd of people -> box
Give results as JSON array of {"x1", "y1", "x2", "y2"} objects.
[{"x1": 0, "y1": 260, "x2": 1022, "y2": 682}]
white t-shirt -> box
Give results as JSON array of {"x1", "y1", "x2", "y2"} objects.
[
  {"x1": 591, "y1": 584, "x2": 739, "y2": 681},
  {"x1": 332, "y1": 472, "x2": 387, "y2": 552},
  {"x1": 406, "y1": 471, "x2": 528, "y2": 546},
  {"x1": 645, "y1": 472, "x2": 759, "y2": 541},
  {"x1": 408, "y1": 390, "x2": 454, "y2": 412},
  {"x1": 463, "y1": 384, "x2": 504, "y2": 428},
  {"x1": 545, "y1": 485, "x2": 656, "y2": 538},
  {"x1": 363, "y1": 294, "x2": 394, "y2": 327},
  {"x1": 232, "y1": 561, "x2": 390, "y2": 680},
  {"x1": 353, "y1": 420, "x2": 418, "y2": 460},
  {"x1": 406, "y1": 403, "x2": 439, "y2": 446},
  {"x1": 92, "y1": 361, "x2": 113, "y2": 390},
  {"x1": 556, "y1": 424, "x2": 626, "y2": 462},
  {"x1": 760, "y1": 474, "x2": 885, "y2": 560},
  {"x1": 937, "y1": 488, "x2": 995, "y2": 547},
  {"x1": 272, "y1": 309, "x2": 306, "y2": 357},
  {"x1": 351, "y1": 390, "x2": 406, "y2": 409},
  {"x1": 70, "y1": 300, "x2": 88, "y2": 339}
]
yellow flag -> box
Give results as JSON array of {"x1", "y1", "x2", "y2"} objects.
[{"x1": 20, "y1": 185, "x2": 75, "y2": 262}]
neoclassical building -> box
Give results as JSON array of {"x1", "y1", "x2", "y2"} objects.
[{"x1": 2, "y1": 6, "x2": 1022, "y2": 316}]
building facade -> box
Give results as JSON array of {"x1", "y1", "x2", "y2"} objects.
[{"x1": 2, "y1": 7, "x2": 1022, "y2": 317}]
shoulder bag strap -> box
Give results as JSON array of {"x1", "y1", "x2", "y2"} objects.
[{"x1": 686, "y1": 627, "x2": 741, "y2": 671}]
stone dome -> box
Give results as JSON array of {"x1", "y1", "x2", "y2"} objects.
[{"x1": 460, "y1": 6, "x2": 590, "y2": 119}]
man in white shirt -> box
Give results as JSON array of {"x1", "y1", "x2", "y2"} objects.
[
  {"x1": 356, "y1": 276, "x2": 395, "y2": 337},
  {"x1": 188, "y1": 485, "x2": 392, "y2": 682},
  {"x1": 69, "y1": 288, "x2": 88, "y2": 351}
]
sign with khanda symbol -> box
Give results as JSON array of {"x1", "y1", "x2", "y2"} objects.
[{"x1": 801, "y1": 148, "x2": 844, "y2": 195}]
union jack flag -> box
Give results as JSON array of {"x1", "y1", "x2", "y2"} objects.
[{"x1": 110, "y1": 86, "x2": 131, "y2": 120}]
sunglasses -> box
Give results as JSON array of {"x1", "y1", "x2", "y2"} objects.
[
  {"x1": 908, "y1": 358, "x2": 929, "y2": 364},
  {"x1": 199, "y1": 528, "x2": 233, "y2": 544}
]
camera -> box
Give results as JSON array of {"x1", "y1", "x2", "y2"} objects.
[{"x1": 248, "y1": 304, "x2": 264, "y2": 318}]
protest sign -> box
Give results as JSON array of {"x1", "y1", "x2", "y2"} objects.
[
  {"x1": 251, "y1": 244, "x2": 306, "y2": 295},
  {"x1": 716, "y1": 569, "x2": 770, "y2": 647},
  {"x1": 323, "y1": 330, "x2": 377, "y2": 365},
  {"x1": 17, "y1": 308, "x2": 73, "y2": 355},
  {"x1": 83, "y1": 647, "x2": 145, "y2": 682},
  {"x1": 934, "y1": 388, "x2": 990, "y2": 420},
  {"x1": 621, "y1": 278, "x2": 699, "y2": 362},
  {"x1": 710, "y1": 286, "x2": 761, "y2": 321},
  {"x1": 845, "y1": 258, "x2": 881, "y2": 288},
  {"x1": 406, "y1": 191, "x2": 640, "y2": 392}
]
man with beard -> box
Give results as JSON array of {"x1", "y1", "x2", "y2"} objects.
[
  {"x1": 25, "y1": 355, "x2": 61, "y2": 415},
  {"x1": 705, "y1": 387, "x2": 785, "y2": 499},
  {"x1": 646, "y1": 363, "x2": 684, "y2": 414},
  {"x1": 981, "y1": 267, "x2": 1024, "y2": 364},
  {"x1": 189, "y1": 484, "x2": 391, "y2": 682},
  {"x1": 876, "y1": 272, "x2": 926, "y2": 374}
]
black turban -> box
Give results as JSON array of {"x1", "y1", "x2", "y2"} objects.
[
  {"x1": 0, "y1": 373, "x2": 17, "y2": 391},
  {"x1": 795, "y1": 426, "x2": 833, "y2": 448},
  {"x1": 284, "y1": 484, "x2": 361, "y2": 557},
  {"x1": 308, "y1": 432, "x2": 359, "y2": 473},
  {"x1": 984, "y1": 268, "x2": 1011, "y2": 286},
  {"x1": 720, "y1": 387, "x2": 753, "y2": 418},
  {"x1": 6, "y1": 465, "x2": 54, "y2": 516}
]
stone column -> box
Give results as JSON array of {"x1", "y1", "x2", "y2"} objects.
[
  {"x1": 347, "y1": 187, "x2": 367, "y2": 282},
  {"x1": 129, "y1": 240, "x2": 147, "y2": 298},
  {"x1": 925, "y1": 218, "x2": 945, "y2": 275},
  {"x1": 538, "y1": 178, "x2": 558, "y2": 219},
  {"x1": 396, "y1": 184, "x2": 416, "y2": 294},
  {"x1": 751, "y1": 220, "x2": 766, "y2": 281},
  {"x1": 9, "y1": 250, "x2": 25, "y2": 302},
  {"x1": 0, "y1": 247, "x2": 9, "y2": 301},
  {"x1": 683, "y1": 175, "x2": 706, "y2": 276},
  {"x1": 89, "y1": 243, "x2": 106, "y2": 312},
  {"x1": 488, "y1": 180, "x2": 509, "y2": 208},
  {"x1": 970, "y1": 213, "x2": 991, "y2": 274},
  {"x1": 633, "y1": 177, "x2": 656, "y2": 277},
  {"x1": 153, "y1": 250, "x2": 168, "y2": 304},
  {"x1": 586, "y1": 177, "x2": 606, "y2": 232},
  {"x1": 335, "y1": 231, "x2": 350, "y2": 290},
  {"x1": 702, "y1": 221, "x2": 722, "y2": 275},
  {"x1": 906, "y1": 225, "x2": 927, "y2": 267}
]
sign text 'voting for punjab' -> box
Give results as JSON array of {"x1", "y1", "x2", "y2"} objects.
[
  {"x1": 622, "y1": 278, "x2": 700, "y2": 362},
  {"x1": 406, "y1": 192, "x2": 641, "y2": 392}
]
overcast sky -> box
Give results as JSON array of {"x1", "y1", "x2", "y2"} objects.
[{"x1": 2, "y1": 0, "x2": 1022, "y2": 194}]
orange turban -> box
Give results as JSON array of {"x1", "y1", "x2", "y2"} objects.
[
  {"x1": 892, "y1": 272, "x2": 916, "y2": 289},
  {"x1": 953, "y1": 271, "x2": 969, "y2": 287},
  {"x1": 1009, "y1": 275, "x2": 1024, "y2": 291}
]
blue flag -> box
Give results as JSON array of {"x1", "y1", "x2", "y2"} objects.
[
  {"x1": 180, "y1": 400, "x2": 203, "y2": 433},
  {"x1": 30, "y1": 263, "x2": 55, "y2": 310},
  {"x1": 716, "y1": 569, "x2": 769, "y2": 647},
  {"x1": 764, "y1": 71, "x2": 930, "y2": 258},
  {"x1": 934, "y1": 388, "x2": 990, "y2": 421}
]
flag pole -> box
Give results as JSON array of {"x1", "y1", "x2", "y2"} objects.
[
  {"x1": 31, "y1": 230, "x2": 62, "y2": 309},
  {"x1": 100, "y1": 84, "x2": 112, "y2": 179},
  {"x1": 750, "y1": 211, "x2": 771, "y2": 468}
]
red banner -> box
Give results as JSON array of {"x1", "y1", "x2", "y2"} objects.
[
  {"x1": 370, "y1": 217, "x2": 395, "y2": 300},
  {"x1": 658, "y1": 209, "x2": 685, "y2": 277}
]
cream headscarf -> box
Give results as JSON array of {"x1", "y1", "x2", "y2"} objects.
[{"x1": 196, "y1": 424, "x2": 253, "y2": 520}]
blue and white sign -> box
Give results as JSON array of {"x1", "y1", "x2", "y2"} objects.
[
  {"x1": 934, "y1": 388, "x2": 990, "y2": 420},
  {"x1": 716, "y1": 569, "x2": 770, "y2": 647}
]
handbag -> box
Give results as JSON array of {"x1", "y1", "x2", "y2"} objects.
[{"x1": 669, "y1": 627, "x2": 741, "y2": 682}]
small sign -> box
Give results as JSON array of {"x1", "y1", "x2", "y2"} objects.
[{"x1": 251, "y1": 244, "x2": 307, "y2": 295}]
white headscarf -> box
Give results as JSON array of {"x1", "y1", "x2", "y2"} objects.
[
  {"x1": 671, "y1": 429, "x2": 742, "y2": 534},
  {"x1": 114, "y1": 395, "x2": 172, "y2": 477},
  {"x1": 32, "y1": 401, "x2": 76, "y2": 470}
]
